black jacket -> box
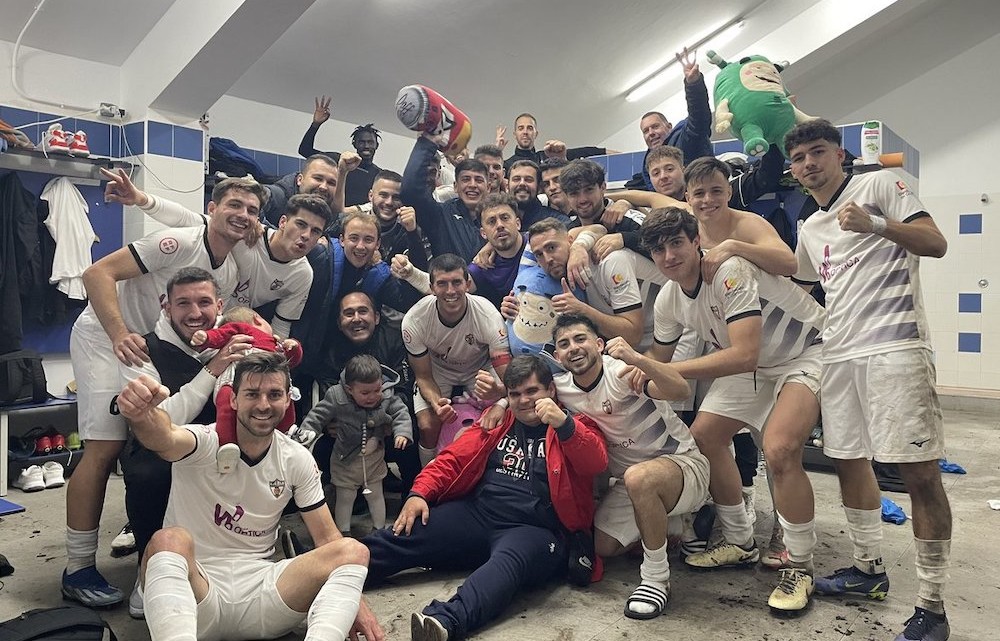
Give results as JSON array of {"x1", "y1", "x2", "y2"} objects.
[
  {"x1": 298, "y1": 123, "x2": 380, "y2": 207},
  {"x1": 0, "y1": 172, "x2": 43, "y2": 353},
  {"x1": 504, "y1": 145, "x2": 606, "y2": 173}
]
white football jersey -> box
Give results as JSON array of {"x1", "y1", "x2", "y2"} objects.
[
  {"x1": 163, "y1": 425, "x2": 325, "y2": 561},
  {"x1": 794, "y1": 171, "x2": 932, "y2": 362},
  {"x1": 587, "y1": 249, "x2": 665, "y2": 352}
]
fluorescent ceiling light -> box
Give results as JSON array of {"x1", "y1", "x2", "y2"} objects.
[{"x1": 625, "y1": 19, "x2": 745, "y2": 103}]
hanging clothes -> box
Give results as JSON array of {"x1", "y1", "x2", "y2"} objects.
[
  {"x1": 41, "y1": 177, "x2": 97, "y2": 300},
  {"x1": 0, "y1": 171, "x2": 43, "y2": 353}
]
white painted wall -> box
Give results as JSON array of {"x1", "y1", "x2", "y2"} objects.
[{"x1": 0, "y1": 41, "x2": 120, "y2": 115}]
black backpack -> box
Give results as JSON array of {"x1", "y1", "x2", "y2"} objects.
[
  {"x1": 0, "y1": 349, "x2": 49, "y2": 407},
  {"x1": 0, "y1": 605, "x2": 117, "y2": 640}
]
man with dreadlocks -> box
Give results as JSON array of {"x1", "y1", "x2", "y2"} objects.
[{"x1": 299, "y1": 96, "x2": 383, "y2": 207}]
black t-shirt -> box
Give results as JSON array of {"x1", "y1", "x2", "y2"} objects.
[{"x1": 475, "y1": 420, "x2": 558, "y2": 529}]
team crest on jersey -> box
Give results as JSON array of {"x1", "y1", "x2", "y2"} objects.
[
  {"x1": 402, "y1": 329, "x2": 412, "y2": 344},
  {"x1": 611, "y1": 273, "x2": 628, "y2": 292},
  {"x1": 710, "y1": 305, "x2": 722, "y2": 320},
  {"x1": 269, "y1": 478, "x2": 285, "y2": 498},
  {"x1": 602, "y1": 399, "x2": 613, "y2": 414},
  {"x1": 269, "y1": 278, "x2": 284, "y2": 291},
  {"x1": 465, "y1": 333, "x2": 475, "y2": 345},
  {"x1": 159, "y1": 237, "x2": 178, "y2": 254}
]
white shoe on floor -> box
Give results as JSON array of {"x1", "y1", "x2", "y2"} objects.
[
  {"x1": 129, "y1": 580, "x2": 144, "y2": 619},
  {"x1": 41, "y1": 461, "x2": 65, "y2": 488},
  {"x1": 13, "y1": 465, "x2": 45, "y2": 492}
]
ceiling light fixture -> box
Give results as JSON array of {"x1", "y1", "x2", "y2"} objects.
[{"x1": 625, "y1": 18, "x2": 746, "y2": 103}]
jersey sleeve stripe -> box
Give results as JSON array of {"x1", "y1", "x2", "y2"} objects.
[
  {"x1": 614, "y1": 303, "x2": 642, "y2": 314},
  {"x1": 725, "y1": 310, "x2": 761, "y2": 323},
  {"x1": 297, "y1": 498, "x2": 327, "y2": 513},
  {"x1": 902, "y1": 211, "x2": 931, "y2": 224},
  {"x1": 128, "y1": 244, "x2": 149, "y2": 274}
]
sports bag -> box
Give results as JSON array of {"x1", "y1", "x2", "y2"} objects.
[
  {"x1": 0, "y1": 605, "x2": 118, "y2": 640},
  {"x1": 0, "y1": 349, "x2": 48, "y2": 406}
]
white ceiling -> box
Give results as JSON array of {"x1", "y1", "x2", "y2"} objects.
[
  {"x1": 4, "y1": 0, "x2": 988, "y2": 154},
  {"x1": 0, "y1": 0, "x2": 173, "y2": 66}
]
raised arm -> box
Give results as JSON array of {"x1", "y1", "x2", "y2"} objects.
[
  {"x1": 605, "y1": 337, "x2": 690, "y2": 401},
  {"x1": 117, "y1": 375, "x2": 197, "y2": 462}
]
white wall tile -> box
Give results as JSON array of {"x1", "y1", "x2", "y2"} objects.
[
  {"x1": 936, "y1": 368, "x2": 957, "y2": 386},
  {"x1": 956, "y1": 352, "x2": 981, "y2": 374},
  {"x1": 957, "y1": 314, "x2": 982, "y2": 333},
  {"x1": 956, "y1": 368, "x2": 982, "y2": 388}
]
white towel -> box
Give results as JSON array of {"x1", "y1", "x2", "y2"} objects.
[{"x1": 41, "y1": 177, "x2": 97, "y2": 299}]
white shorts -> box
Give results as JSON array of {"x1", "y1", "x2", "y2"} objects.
[
  {"x1": 595, "y1": 450, "x2": 710, "y2": 547},
  {"x1": 821, "y1": 348, "x2": 944, "y2": 463},
  {"x1": 195, "y1": 557, "x2": 304, "y2": 641},
  {"x1": 70, "y1": 313, "x2": 127, "y2": 441},
  {"x1": 698, "y1": 344, "x2": 822, "y2": 431},
  {"x1": 412, "y1": 375, "x2": 479, "y2": 415}
]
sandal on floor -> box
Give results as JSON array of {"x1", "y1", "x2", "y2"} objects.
[{"x1": 624, "y1": 582, "x2": 670, "y2": 620}]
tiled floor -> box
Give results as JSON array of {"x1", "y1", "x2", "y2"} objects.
[{"x1": 1, "y1": 405, "x2": 997, "y2": 640}]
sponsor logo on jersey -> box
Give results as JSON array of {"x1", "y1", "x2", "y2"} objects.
[
  {"x1": 465, "y1": 333, "x2": 475, "y2": 345},
  {"x1": 159, "y1": 237, "x2": 178, "y2": 254},
  {"x1": 710, "y1": 305, "x2": 722, "y2": 320},
  {"x1": 895, "y1": 180, "x2": 911, "y2": 197},
  {"x1": 233, "y1": 279, "x2": 252, "y2": 305},
  {"x1": 723, "y1": 277, "x2": 739, "y2": 291},
  {"x1": 269, "y1": 478, "x2": 285, "y2": 498},
  {"x1": 214, "y1": 503, "x2": 244, "y2": 528},
  {"x1": 819, "y1": 244, "x2": 860, "y2": 283},
  {"x1": 213, "y1": 503, "x2": 267, "y2": 537}
]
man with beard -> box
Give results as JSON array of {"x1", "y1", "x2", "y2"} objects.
[
  {"x1": 526, "y1": 217, "x2": 664, "y2": 350},
  {"x1": 394, "y1": 193, "x2": 527, "y2": 308},
  {"x1": 298, "y1": 95, "x2": 382, "y2": 208},
  {"x1": 62, "y1": 172, "x2": 259, "y2": 607},
  {"x1": 261, "y1": 153, "x2": 342, "y2": 227},
  {"x1": 502, "y1": 113, "x2": 608, "y2": 173},
  {"x1": 508, "y1": 160, "x2": 569, "y2": 227},
  {"x1": 401, "y1": 134, "x2": 491, "y2": 263},
  {"x1": 342, "y1": 168, "x2": 431, "y2": 270},
  {"x1": 118, "y1": 352, "x2": 383, "y2": 641},
  {"x1": 118, "y1": 268, "x2": 253, "y2": 618}
]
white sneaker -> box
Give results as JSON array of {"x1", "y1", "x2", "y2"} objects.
[
  {"x1": 217, "y1": 442, "x2": 241, "y2": 474},
  {"x1": 41, "y1": 461, "x2": 65, "y2": 488},
  {"x1": 13, "y1": 465, "x2": 45, "y2": 492},
  {"x1": 129, "y1": 580, "x2": 144, "y2": 619},
  {"x1": 111, "y1": 523, "x2": 136, "y2": 557}
]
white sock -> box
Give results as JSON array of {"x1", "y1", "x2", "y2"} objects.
[
  {"x1": 365, "y1": 484, "x2": 387, "y2": 530},
  {"x1": 843, "y1": 506, "x2": 884, "y2": 574},
  {"x1": 333, "y1": 485, "x2": 356, "y2": 535},
  {"x1": 914, "y1": 538, "x2": 950, "y2": 614},
  {"x1": 640, "y1": 541, "x2": 670, "y2": 583},
  {"x1": 418, "y1": 445, "x2": 436, "y2": 467},
  {"x1": 715, "y1": 502, "x2": 754, "y2": 547},
  {"x1": 144, "y1": 552, "x2": 197, "y2": 641},
  {"x1": 303, "y1": 564, "x2": 367, "y2": 641},
  {"x1": 777, "y1": 513, "x2": 815, "y2": 572},
  {"x1": 65, "y1": 527, "x2": 98, "y2": 575}
]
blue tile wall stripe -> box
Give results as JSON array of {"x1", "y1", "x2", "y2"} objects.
[
  {"x1": 147, "y1": 120, "x2": 173, "y2": 156},
  {"x1": 173, "y1": 126, "x2": 203, "y2": 162}
]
